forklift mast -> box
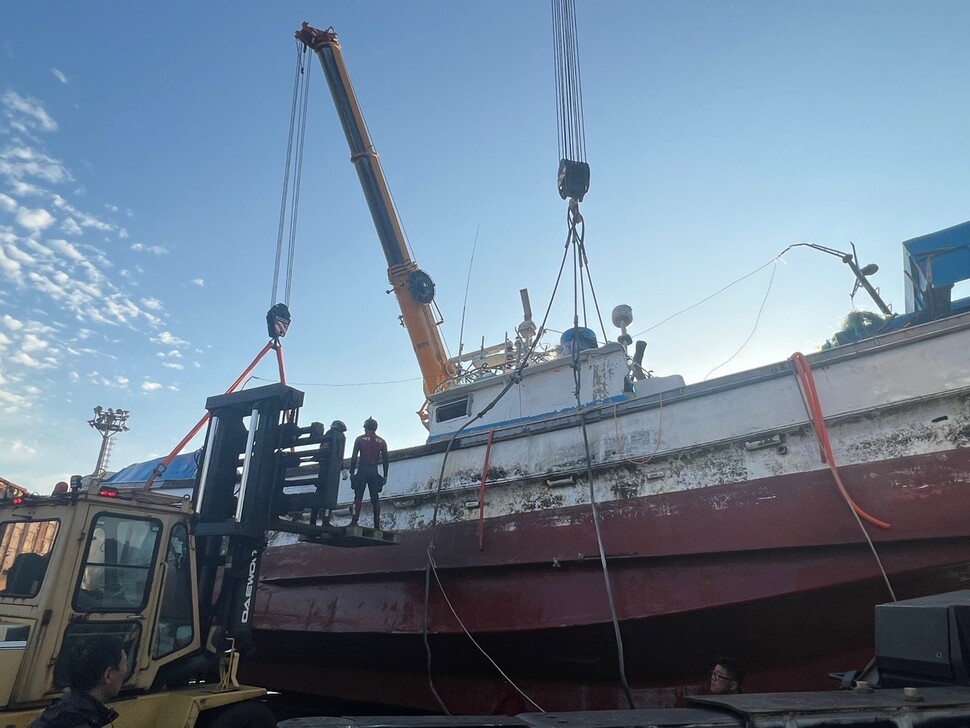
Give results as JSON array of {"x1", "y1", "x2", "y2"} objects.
[{"x1": 192, "y1": 383, "x2": 344, "y2": 656}]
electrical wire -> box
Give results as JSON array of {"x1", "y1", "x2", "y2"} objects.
[
  {"x1": 456, "y1": 225, "x2": 481, "y2": 361},
  {"x1": 247, "y1": 374, "x2": 422, "y2": 387},
  {"x1": 703, "y1": 255, "x2": 779, "y2": 380}
]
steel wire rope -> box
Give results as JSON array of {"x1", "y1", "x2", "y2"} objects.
[
  {"x1": 568, "y1": 202, "x2": 609, "y2": 342},
  {"x1": 427, "y1": 551, "x2": 545, "y2": 712},
  {"x1": 552, "y1": 0, "x2": 587, "y2": 162},
  {"x1": 270, "y1": 44, "x2": 306, "y2": 307},
  {"x1": 565, "y1": 214, "x2": 636, "y2": 710},
  {"x1": 420, "y1": 239, "x2": 575, "y2": 714},
  {"x1": 283, "y1": 58, "x2": 312, "y2": 306}
]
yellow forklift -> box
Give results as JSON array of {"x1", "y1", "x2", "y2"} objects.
[{"x1": 0, "y1": 383, "x2": 382, "y2": 727}]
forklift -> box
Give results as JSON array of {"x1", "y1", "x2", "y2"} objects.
[{"x1": 0, "y1": 383, "x2": 390, "y2": 727}]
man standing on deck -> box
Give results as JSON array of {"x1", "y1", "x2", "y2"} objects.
[{"x1": 349, "y1": 417, "x2": 389, "y2": 529}]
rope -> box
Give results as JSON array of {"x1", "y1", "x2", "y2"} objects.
[
  {"x1": 271, "y1": 42, "x2": 312, "y2": 309},
  {"x1": 789, "y1": 352, "x2": 897, "y2": 600},
  {"x1": 428, "y1": 552, "x2": 546, "y2": 712},
  {"x1": 420, "y1": 240, "x2": 574, "y2": 713}
]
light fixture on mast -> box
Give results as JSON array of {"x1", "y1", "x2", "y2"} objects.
[{"x1": 88, "y1": 406, "x2": 130, "y2": 481}]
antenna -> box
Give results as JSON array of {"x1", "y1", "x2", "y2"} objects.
[{"x1": 517, "y1": 289, "x2": 537, "y2": 346}]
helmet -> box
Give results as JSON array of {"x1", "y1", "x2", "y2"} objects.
[
  {"x1": 330, "y1": 420, "x2": 347, "y2": 432},
  {"x1": 363, "y1": 417, "x2": 378, "y2": 431}
]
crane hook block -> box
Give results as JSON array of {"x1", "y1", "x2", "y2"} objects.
[
  {"x1": 407, "y1": 270, "x2": 436, "y2": 305},
  {"x1": 558, "y1": 159, "x2": 590, "y2": 202},
  {"x1": 266, "y1": 303, "x2": 292, "y2": 339}
]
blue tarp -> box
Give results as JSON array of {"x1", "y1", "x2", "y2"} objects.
[{"x1": 107, "y1": 452, "x2": 199, "y2": 487}]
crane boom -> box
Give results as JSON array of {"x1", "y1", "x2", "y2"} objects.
[{"x1": 295, "y1": 23, "x2": 454, "y2": 402}]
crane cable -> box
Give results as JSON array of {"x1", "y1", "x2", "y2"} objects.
[
  {"x1": 420, "y1": 240, "x2": 578, "y2": 714},
  {"x1": 553, "y1": 0, "x2": 587, "y2": 165},
  {"x1": 554, "y1": 0, "x2": 634, "y2": 709},
  {"x1": 271, "y1": 42, "x2": 313, "y2": 309}
]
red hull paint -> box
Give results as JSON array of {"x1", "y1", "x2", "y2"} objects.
[{"x1": 247, "y1": 449, "x2": 970, "y2": 712}]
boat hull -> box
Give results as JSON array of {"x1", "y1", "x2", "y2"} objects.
[
  {"x1": 248, "y1": 448, "x2": 970, "y2": 712},
  {"x1": 247, "y1": 312, "x2": 970, "y2": 713}
]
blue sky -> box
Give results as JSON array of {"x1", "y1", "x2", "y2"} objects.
[{"x1": 2, "y1": 2, "x2": 968, "y2": 491}]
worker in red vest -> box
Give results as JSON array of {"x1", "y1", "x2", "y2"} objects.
[{"x1": 349, "y1": 417, "x2": 389, "y2": 529}]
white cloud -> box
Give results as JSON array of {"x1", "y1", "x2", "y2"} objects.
[
  {"x1": 51, "y1": 69, "x2": 69, "y2": 85},
  {"x1": 0, "y1": 332, "x2": 9, "y2": 346},
  {"x1": 0, "y1": 192, "x2": 15, "y2": 212},
  {"x1": 61, "y1": 218, "x2": 83, "y2": 235},
  {"x1": 10, "y1": 351, "x2": 41, "y2": 367},
  {"x1": 154, "y1": 331, "x2": 188, "y2": 347},
  {"x1": 2, "y1": 315, "x2": 24, "y2": 331},
  {"x1": 141, "y1": 381, "x2": 162, "y2": 392},
  {"x1": 130, "y1": 242, "x2": 168, "y2": 255},
  {"x1": 1, "y1": 92, "x2": 57, "y2": 133},
  {"x1": 16, "y1": 207, "x2": 55, "y2": 232},
  {"x1": 192, "y1": 278, "x2": 204, "y2": 287},
  {"x1": 0, "y1": 145, "x2": 71, "y2": 185},
  {"x1": 21, "y1": 333, "x2": 48, "y2": 353},
  {"x1": 162, "y1": 362, "x2": 185, "y2": 370},
  {"x1": 0, "y1": 246, "x2": 23, "y2": 282},
  {"x1": 142, "y1": 298, "x2": 163, "y2": 311},
  {"x1": 69, "y1": 371, "x2": 79, "y2": 381}
]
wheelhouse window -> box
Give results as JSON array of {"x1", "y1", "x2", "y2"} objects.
[
  {"x1": 0, "y1": 519, "x2": 58, "y2": 597},
  {"x1": 74, "y1": 514, "x2": 160, "y2": 612},
  {"x1": 435, "y1": 396, "x2": 471, "y2": 423}
]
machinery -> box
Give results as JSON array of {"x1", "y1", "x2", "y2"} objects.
[
  {"x1": 295, "y1": 23, "x2": 455, "y2": 402},
  {"x1": 0, "y1": 383, "x2": 358, "y2": 727}
]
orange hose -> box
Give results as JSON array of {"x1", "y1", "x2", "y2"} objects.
[{"x1": 790, "y1": 352, "x2": 890, "y2": 530}]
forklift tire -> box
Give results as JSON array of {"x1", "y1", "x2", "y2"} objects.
[{"x1": 198, "y1": 700, "x2": 276, "y2": 728}]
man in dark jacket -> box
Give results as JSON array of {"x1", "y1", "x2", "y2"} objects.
[{"x1": 33, "y1": 635, "x2": 126, "y2": 727}]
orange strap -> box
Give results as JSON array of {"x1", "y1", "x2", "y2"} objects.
[
  {"x1": 790, "y1": 352, "x2": 890, "y2": 530},
  {"x1": 144, "y1": 340, "x2": 286, "y2": 489}
]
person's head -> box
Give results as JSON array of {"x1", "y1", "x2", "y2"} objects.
[
  {"x1": 363, "y1": 417, "x2": 378, "y2": 433},
  {"x1": 710, "y1": 657, "x2": 743, "y2": 695},
  {"x1": 68, "y1": 635, "x2": 127, "y2": 700},
  {"x1": 52, "y1": 481, "x2": 69, "y2": 495}
]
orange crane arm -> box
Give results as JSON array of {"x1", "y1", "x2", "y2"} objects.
[{"x1": 296, "y1": 23, "x2": 454, "y2": 403}]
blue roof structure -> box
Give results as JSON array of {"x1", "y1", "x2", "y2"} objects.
[{"x1": 903, "y1": 220, "x2": 970, "y2": 313}]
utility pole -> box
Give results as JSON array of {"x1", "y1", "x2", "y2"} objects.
[{"x1": 88, "y1": 406, "x2": 130, "y2": 480}]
